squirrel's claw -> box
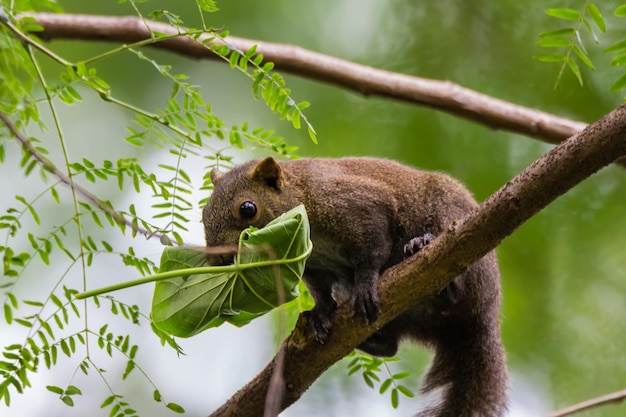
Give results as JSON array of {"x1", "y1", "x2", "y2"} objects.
[
  {"x1": 351, "y1": 282, "x2": 380, "y2": 324},
  {"x1": 303, "y1": 308, "x2": 333, "y2": 344}
]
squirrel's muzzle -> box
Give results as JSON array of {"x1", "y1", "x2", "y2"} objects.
[{"x1": 205, "y1": 246, "x2": 237, "y2": 266}]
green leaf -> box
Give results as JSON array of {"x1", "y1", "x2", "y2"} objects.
[
  {"x1": 122, "y1": 360, "x2": 135, "y2": 380},
  {"x1": 609, "y1": 72, "x2": 626, "y2": 92},
  {"x1": 586, "y1": 4, "x2": 605, "y2": 32},
  {"x1": 150, "y1": 205, "x2": 312, "y2": 337},
  {"x1": 102, "y1": 240, "x2": 113, "y2": 252},
  {"x1": 22, "y1": 22, "x2": 44, "y2": 33},
  {"x1": 546, "y1": 8, "x2": 581, "y2": 21},
  {"x1": 291, "y1": 107, "x2": 301, "y2": 129},
  {"x1": 166, "y1": 402, "x2": 185, "y2": 413},
  {"x1": 75, "y1": 61, "x2": 87, "y2": 77},
  {"x1": 605, "y1": 39, "x2": 626, "y2": 53},
  {"x1": 611, "y1": 52, "x2": 626, "y2": 67},
  {"x1": 245, "y1": 45, "x2": 257, "y2": 59},
  {"x1": 536, "y1": 38, "x2": 570, "y2": 48},
  {"x1": 61, "y1": 395, "x2": 74, "y2": 406},
  {"x1": 379, "y1": 378, "x2": 392, "y2": 394},
  {"x1": 229, "y1": 50, "x2": 241, "y2": 69},
  {"x1": 7, "y1": 293, "x2": 18, "y2": 309},
  {"x1": 251, "y1": 71, "x2": 265, "y2": 99},
  {"x1": 392, "y1": 371, "x2": 411, "y2": 380},
  {"x1": 566, "y1": 57, "x2": 583, "y2": 85},
  {"x1": 0, "y1": 361, "x2": 17, "y2": 372},
  {"x1": 572, "y1": 44, "x2": 594, "y2": 69},
  {"x1": 391, "y1": 388, "x2": 399, "y2": 408},
  {"x1": 3, "y1": 303, "x2": 12, "y2": 324},
  {"x1": 50, "y1": 187, "x2": 61, "y2": 205},
  {"x1": 46, "y1": 385, "x2": 64, "y2": 395},
  {"x1": 252, "y1": 53, "x2": 264, "y2": 66},
  {"x1": 65, "y1": 86, "x2": 82, "y2": 102},
  {"x1": 616, "y1": 4, "x2": 626, "y2": 17},
  {"x1": 16, "y1": 196, "x2": 40, "y2": 225},
  {"x1": 60, "y1": 339, "x2": 71, "y2": 357},
  {"x1": 308, "y1": 126, "x2": 318, "y2": 144},
  {"x1": 362, "y1": 372, "x2": 375, "y2": 388},
  {"x1": 1, "y1": 381, "x2": 10, "y2": 406},
  {"x1": 50, "y1": 294, "x2": 64, "y2": 309},
  {"x1": 540, "y1": 28, "x2": 576, "y2": 38},
  {"x1": 65, "y1": 385, "x2": 82, "y2": 396},
  {"x1": 198, "y1": 0, "x2": 219, "y2": 12},
  {"x1": 397, "y1": 384, "x2": 415, "y2": 398},
  {"x1": 100, "y1": 394, "x2": 118, "y2": 408}
]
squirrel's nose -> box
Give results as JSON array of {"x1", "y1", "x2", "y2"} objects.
[{"x1": 207, "y1": 251, "x2": 235, "y2": 266}]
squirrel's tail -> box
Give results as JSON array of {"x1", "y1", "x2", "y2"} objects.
[{"x1": 418, "y1": 323, "x2": 507, "y2": 417}]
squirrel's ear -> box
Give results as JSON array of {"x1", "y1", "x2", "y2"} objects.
[
  {"x1": 210, "y1": 168, "x2": 223, "y2": 184},
  {"x1": 254, "y1": 156, "x2": 283, "y2": 190}
]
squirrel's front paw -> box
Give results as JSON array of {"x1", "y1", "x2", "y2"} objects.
[
  {"x1": 351, "y1": 282, "x2": 379, "y2": 324},
  {"x1": 303, "y1": 308, "x2": 333, "y2": 344}
]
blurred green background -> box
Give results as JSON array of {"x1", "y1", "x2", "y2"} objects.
[{"x1": 2, "y1": 1, "x2": 626, "y2": 416}]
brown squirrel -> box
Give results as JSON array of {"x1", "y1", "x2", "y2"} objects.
[{"x1": 202, "y1": 156, "x2": 507, "y2": 417}]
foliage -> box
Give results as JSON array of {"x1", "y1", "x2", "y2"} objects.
[
  {"x1": 74, "y1": 204, "x2": 312, "y2": 337},
  {"x1": 1, "y1": 0, "x2": 622, "y2": 416},
  {"x1": 346, "y1": 351, "x2": 414, "y2": 409},
  {"x1": 0, "y1": 0, "x2": 317, "y2": 414},
  {"x1": 535, "y1": 1, "x2": 626, "y2": 93}
]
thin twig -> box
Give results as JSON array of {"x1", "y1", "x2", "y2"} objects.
[
  {"x1": 0, "y1": 110, "x2": 155, "y2": 239},
  {"x1": 546, "y1": 388, "x2": 626, "y2": 417}
]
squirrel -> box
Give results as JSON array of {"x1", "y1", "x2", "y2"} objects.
[{"x1": 202, "y1": 156, "x2": 507, "y2": 417}]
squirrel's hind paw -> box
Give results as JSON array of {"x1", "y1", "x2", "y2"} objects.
[{"x1": 403, "y1": 233, "x2": 436, "y2": 258}]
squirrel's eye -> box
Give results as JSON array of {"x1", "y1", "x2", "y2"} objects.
[{"x1": 239, "y1": 201, "x2": 257, "y2": 219}]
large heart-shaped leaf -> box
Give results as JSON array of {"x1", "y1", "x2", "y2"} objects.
[{"x1": 151, "y1": 204, "x2": 312, "y2": 337}]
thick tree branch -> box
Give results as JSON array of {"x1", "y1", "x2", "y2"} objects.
[{"x1": 208, "y1": 105, "x2": 626, "y2": 417}]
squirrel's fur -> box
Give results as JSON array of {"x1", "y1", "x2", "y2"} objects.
[{"x1": 203, "y1": 157, "x2": 507, "y2": 417}]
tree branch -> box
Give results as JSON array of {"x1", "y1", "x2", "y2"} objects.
[
  {"x1": 18, "y1": 13, "x2": 626, "y2": 169},
  {"x1": 207, "y1": 104, "x2": 626, "y2": 416},
  {"x1": 13, "y1": 15, "x2": 577, "y2": 135},
  {"x1": 546, "y1": 388, "x2": 626, "y2": 417}
]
